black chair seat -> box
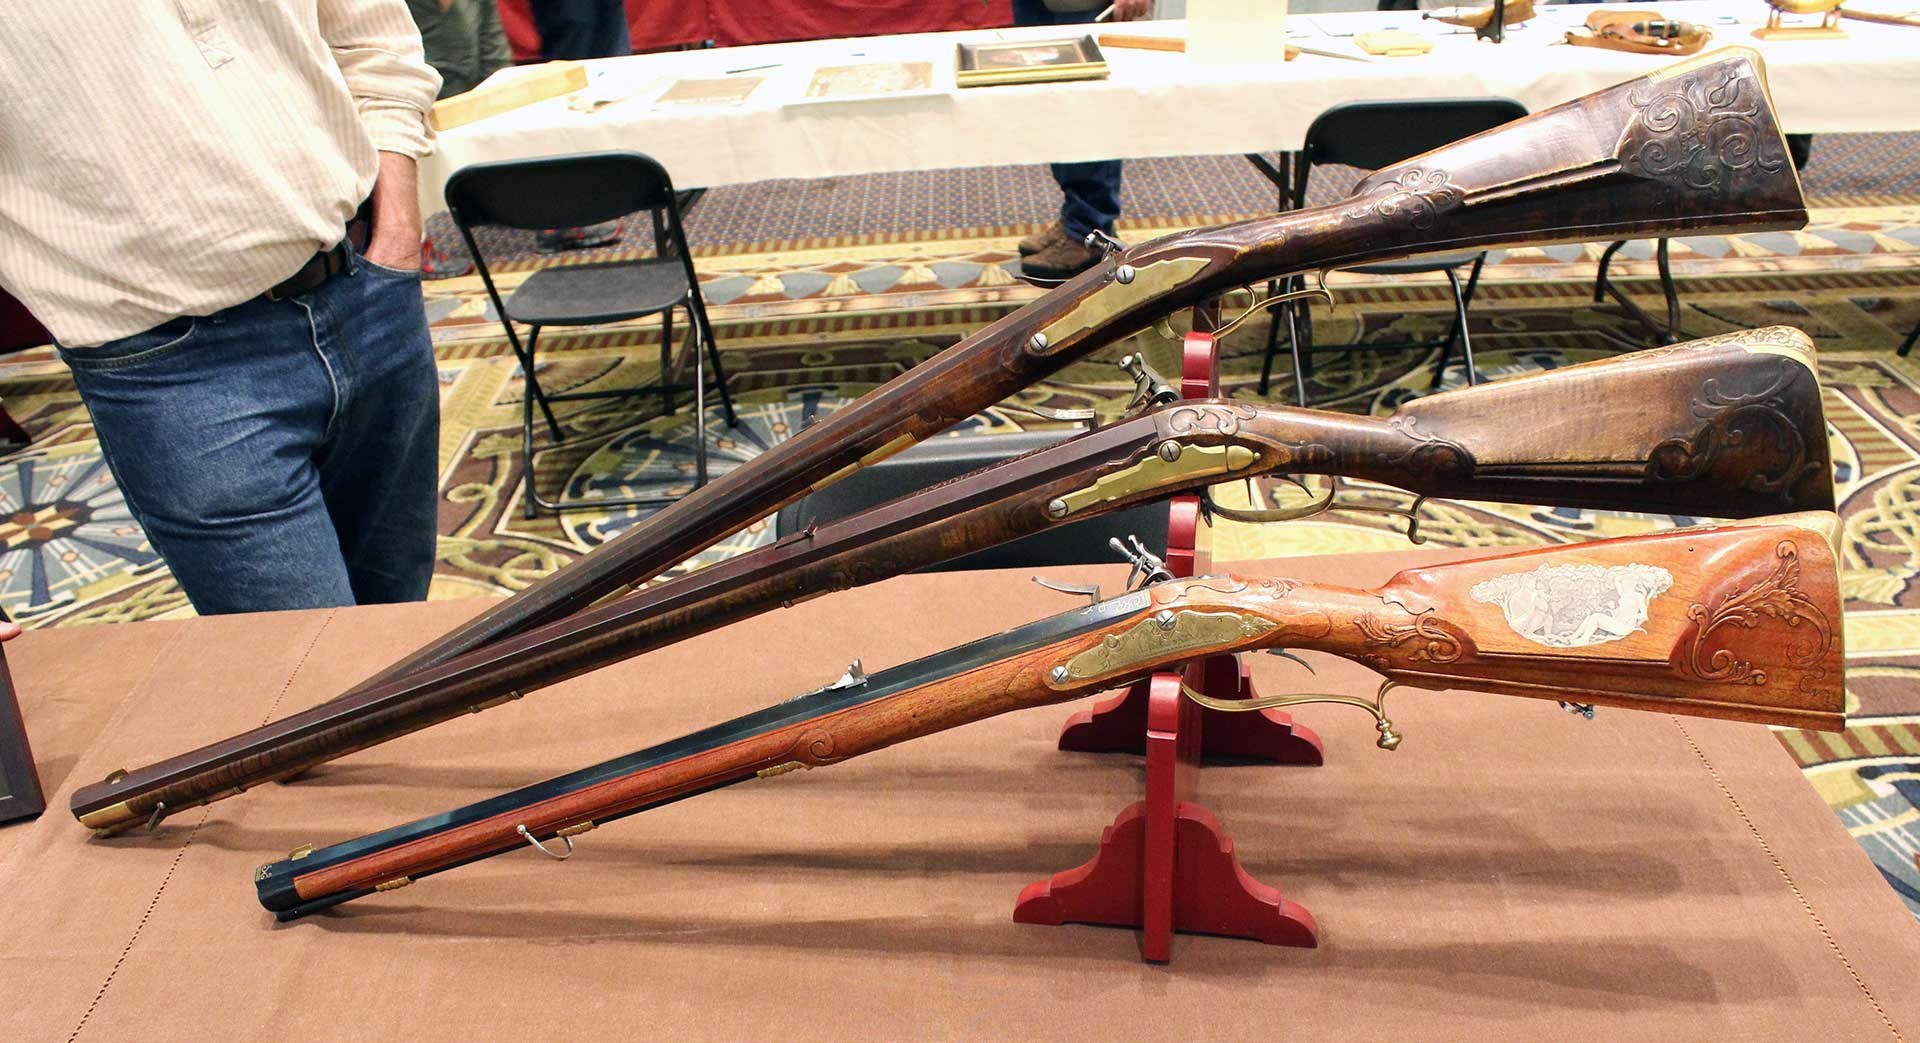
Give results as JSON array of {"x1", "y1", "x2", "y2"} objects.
[
  {"x1": 1347, "y1": 251, "x2": 1483, "y2": 276},
  {"x1": 505, "y1": 259, "x2": 690, "y2": 326}
]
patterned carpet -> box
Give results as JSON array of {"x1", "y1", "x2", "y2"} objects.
[{"x1": 2, "y1": 152, "x2": 1919, "y2": 923}]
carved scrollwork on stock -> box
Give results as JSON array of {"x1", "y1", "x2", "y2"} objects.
[
  {"x1": 1633, "y1": 326, "x2": 1810, "y2": 363},
  {"x1": 1343, "y1": 168, "x2": 1465, "y2": 232},
  {"x1": 1173, "y1": 575, "x2": 1250, "y2": 597},
  {"x1": 1355, "y1": 608, "x2": 1464, "y2": 666},
  {"x1": 1647, "y1": 360, "x2": 1818, "y2": 502},
  {"x1": 1620, "y1": 65, "x2": 1787, "y2": 202},
  {"x1": 1258, "y1": 578, "x2": 1302, "y2": 599},
  {"x1": 778, "y1": 728, "x2": 844, "y2": 768},
  {"x1": 1163, "y1": 402, "x2": 1261, "y2": 437},
  {"x1": 1682, "y1": 540, "x2": 1834, "y2": 686},
  {"x1": 1386, "y1": 415, "x2": 1475, "y2": 480}
]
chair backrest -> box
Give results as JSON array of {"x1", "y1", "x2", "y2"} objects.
[
  {"x1": 444, "y1": 151, "x2": 679, "y2": 232},
  {"x1": 1301, "y1": 98, "x2": 1529, "y2": 178}
]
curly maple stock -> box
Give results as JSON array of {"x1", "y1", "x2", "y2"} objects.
[
  {"x1": 70, "y1": 325, "x2": 1830, "y2": 832},
  {"x1": 255, "y1": 513, "x2": 1844, "y2": 919},
  {"x1": 347, "y1": 49, "x2": 1807, "y2": 688}
]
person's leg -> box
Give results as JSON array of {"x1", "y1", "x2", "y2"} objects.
[
  {"x1": 1052, "y1": 160, "x2": 1123, "y2": 241},
  {"x1": 531, "y1": 0, "x2": 595, "y2": 60},
  {"x1": 1015, "y1": 1, "x2": 1125, "y2": 279},
  {"x1": 56, "y1": 304, "x2": 358, "y2": 614},
  {"x1": 300, "y1": 251, "x2": 442, "y2": 605},
  {"x1": 1011, "y1": 0, "x2": 1063, "y2": 26},
  {"x1": 593, "y1": 0, "x2": 633, "y2": 57}
]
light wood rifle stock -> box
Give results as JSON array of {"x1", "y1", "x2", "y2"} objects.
[
  {"x1": 72, "y1": 326, "x2": 1831, "y2": 832},
  {"x1": 255, "y1": 513, "x2": 1845, "y2": 920},
  {"x1": 347, "y1": 49, "x2": 1809, "y2": 693}
]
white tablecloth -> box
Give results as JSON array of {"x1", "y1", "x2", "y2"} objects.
[{"x1": 417, "y1": 1, "x2": 1920, "y2": 215}]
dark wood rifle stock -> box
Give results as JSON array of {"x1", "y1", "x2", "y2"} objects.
[
  {"x1": 255, "y1": 514, "x2": 1845, "y2": 920},
  {"x1": 72, "y1": 326, "x2": 1831, "y2": 831},
  {"x1": 347, "y1": 49, "x2": 1808, "y2": 692}
]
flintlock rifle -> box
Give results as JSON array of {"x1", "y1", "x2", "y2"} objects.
[
  {"x1": 336, "y1": 49, "x2": 1809, "y2": 693},
  {"x1": 73, "y1": 326, "x2": 1833, "y2": 832},
  {"x1": 255, "y1": 513, "x2": 1846, "y2": 920}
]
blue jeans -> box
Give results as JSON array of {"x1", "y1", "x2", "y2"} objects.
[
  {"x1": 1011, "y1": 0, "x2": 1124, "y2": 239},
  {"x1": 532, "y1": 0, "x2": 632, "y2": 60},
  {"x1": 57, "y1": 248, "x2": 440, "y2": 615}
]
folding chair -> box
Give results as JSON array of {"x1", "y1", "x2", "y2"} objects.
[
  {"x1": 1258, "y1": 98, "x2": 1528, "y2": 404},
  {"x1": 445, "y1": 151, "x2": 737, "y2": 517}
]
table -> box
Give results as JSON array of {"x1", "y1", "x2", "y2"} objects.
[
  {"x1": 418, "y1": 1, "x2": 1920, "y2": 216},
  {"x1": 3, "y1": 549, "x2": 1918, "y2": 1041}
]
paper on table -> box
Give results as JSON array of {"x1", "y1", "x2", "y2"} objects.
[
  {"x1": 567, "y1": 65, "x2": 658, "y2": 113},
  {"x1": 1189, "y1": 0, "x2": 1290, "y2": 63},
  {"x1": 790, "y1": 61, "x2": 944, "y2": 104},
  {"x1": 652, "y1": 76, "x2": 766, "y2": 110}
]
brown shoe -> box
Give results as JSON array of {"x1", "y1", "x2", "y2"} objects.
[
  {"x1": 1017, "y1": 220, "x2": 1067, "y2": 257},
  {"x1": 1020, "y1": 235, "x2": 1103, "y2": 282}
]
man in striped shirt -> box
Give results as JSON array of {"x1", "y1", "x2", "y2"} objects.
[{"x1": 0, "y1": 2, "x2": 446, "y2": 615}]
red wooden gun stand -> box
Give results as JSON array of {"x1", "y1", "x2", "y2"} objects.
[{"x1": 1013, "y1": 330, "x2": 1325, "y2": 962}]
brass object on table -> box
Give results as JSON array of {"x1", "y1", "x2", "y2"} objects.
[
  {"x1": 1355, "y1": 29, "x2": 1435, "y2": 55},
  {"x1": 1566, "y1": 9, "x2": 1714, "y2": 54},
  {"x1": 1756, "y1": 0, "x2": 1848, "y2": 37}
]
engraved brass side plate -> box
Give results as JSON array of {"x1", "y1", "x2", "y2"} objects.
[{"x1": 1054, "y1": 609, "x2": 1277, "y2": 685}]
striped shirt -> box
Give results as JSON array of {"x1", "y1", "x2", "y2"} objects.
[{"x1": 0, "y1": 1, "x2": 442, "y2": 347}]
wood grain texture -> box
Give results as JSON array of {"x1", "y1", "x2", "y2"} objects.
[
  {"x1": 71, "y1": 325, "x2": 1831, "y2": 830},
  {"x1": 274, "y1": 514, "x2": 1844, "y2": 909}
]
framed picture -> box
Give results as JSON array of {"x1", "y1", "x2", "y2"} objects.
[
  {"x1": 957, "y1": 35, "x2": 1109, "y2": 88},
  {"x1": 0, "y1": 631, "x2": 43, "y2": 825}
]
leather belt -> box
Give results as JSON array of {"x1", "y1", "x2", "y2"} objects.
[
  {"x1": 264, "y1": 242, "x2": 351, "y2": 301},
  {"x1": 264, "y1": 203, "x2": 373, "y2": 302}
]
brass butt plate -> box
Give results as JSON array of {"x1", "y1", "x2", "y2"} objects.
[{"x1": 78, "y1": 801, "x2": 138, "y2": 832}]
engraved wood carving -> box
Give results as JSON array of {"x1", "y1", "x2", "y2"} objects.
[{"x1": 1681, "y1": 539, "x2": 1835, "y2": 685}]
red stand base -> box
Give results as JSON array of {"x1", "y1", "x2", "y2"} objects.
[
  {"x1": 1015, "y1": 327, "x2": 1323, "y2": 962},
  {"x1": 1015, "y1": 671, "x2": 1320, "y2": 960},
  {"x1": 1013, "y1": 801, "x2": 1319, "y2": 958}
]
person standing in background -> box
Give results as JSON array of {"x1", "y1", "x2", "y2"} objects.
[
  {"x1": 408, "y1": 0, "x2": 514, "y2": 98},
  {"x1": 531, "y1": 0, "x2": 632, "y2": 60},
  {"x1": 1015, "y1": 0, "x2": 1153, "y2": 282},
  {"x1": 528, "y1": 0, "x2": 631, "y2": 249},
  {"x1": 0, "y1": 2, "x2": 445, "y2": 615}
]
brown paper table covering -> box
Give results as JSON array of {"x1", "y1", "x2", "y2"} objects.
[{"x1": 2, "y1": 549, "x2": 1916, "y2": 1041}]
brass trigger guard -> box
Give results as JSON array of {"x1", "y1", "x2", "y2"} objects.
[
  {"x1": 1199, "y1": 475, "x2": 1431, "y2": 545},
  {"x1": 1182, "y1": 678, "x2": 1404, "y2": 750},
  {"x1": 1210, "y1": 273, "x2": 1336, "y2": 341}
]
